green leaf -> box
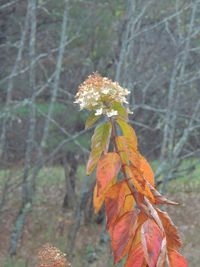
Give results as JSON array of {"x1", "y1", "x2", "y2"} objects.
[
  {"x1": 87, "y1": 121, "x2": 112, "y2": 175},
  {"x1": 111, "y1": 101, "x2": 128, "y2": 121},
  {"x1": 116, "y1": 118, "x2": 138, "y2": 149},
  {"x1": 85, "y1": 112, "x2": 101, "y2": 129}
]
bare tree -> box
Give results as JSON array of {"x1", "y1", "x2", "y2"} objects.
[
  {"x1": 0, "y1": 2, "x2": 29, "y2": 159},
  {"x1": 156, "y1": 0, "x2": 200, "y2": 190},
  {"x1": 8, "y1": 0, "x2": 71, "y2": 255},
  {"x1": 9, "y1": 0, "x2": 37, "y2": 255}
]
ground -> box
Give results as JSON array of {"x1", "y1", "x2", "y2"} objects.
[{"x1": 0, "y1": 166, "x2": 199, "y2": 267}]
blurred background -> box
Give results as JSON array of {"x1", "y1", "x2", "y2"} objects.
[{"x1": 0, "y1": 0, "x2": 200, "y2": 266}]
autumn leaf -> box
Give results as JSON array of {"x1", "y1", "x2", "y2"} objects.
[
  {"x1": 111, "y1": 211, "x2": 138, "y2": 263},
  {"x1": 125, "y1": 215, "x2": 147, "y2": 267},
  {"x1": 116, "y1": 118, "x2": 138, "y2": 149},
  {"x1": 96, "y1": 152, "x2": 121, "y2": 196},
  {"x1": 87, "y1": 121, "x2": 111, "y2": 175},
  {"x1": 156, "y1": 237, "x2": 167, "y2": 267},
  {"x1": 115, "y1": 135, "x2": 155, "y2": 187},
  {"x1": 117, "y1": 135, "x2": 141, "y2": 167},
  {"x1": 123, "y1": 194, "x2": 135, "y2": 214},
  {"x1": 93, "y1": 179, "x2": 116, "y2": 213},
  {"x1": 141, "y1": 219, "x2": 164, "y2": 267},
  {"x1": 156, "y1": 208, "x2": 182, "y2": 250},
  {"x1": 168, "y1": 249, "x2": 188, "y2": 267},
  {"x1": 125, "y1": 242, "x2": 145, "y2": 267},
  {"x1": 116, "y1": 136, "x2": 136, "y2": 153},
  {"x1": 148, "y1": 182, "x2": 178, "y2": 206},
  {"x1": 126, "y1": 165, "x2": 154, "y2": 202},
  {"x1": 85, "y1": 111, "x2": 101, "y2": 129},
  {"x1": 143, "y1": 198, "x2": 164, "y2": 231},
  {"x1": 105, "y1": 180, "x2": 133, "y2": 230},
  {"x1": 139, "y1": 155, "x2": 155, "y2": 186},
  {"x1": 115, "y1": 136, "x2": 136, "y2": 165},
  {"x1": 93, "y1": 153, "x2": 121, "y2": 213}
]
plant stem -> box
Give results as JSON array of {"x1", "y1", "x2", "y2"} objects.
[{"x1": 110, "y1": 118, "x2": 141, "y2": 209}]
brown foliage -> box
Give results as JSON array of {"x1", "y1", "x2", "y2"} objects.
[{"x1": 37, "y1": 243, "x2": 70, "y2": 267}]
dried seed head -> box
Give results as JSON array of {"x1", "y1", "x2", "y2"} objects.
[
  {"x1": 74, "y1": 72, "x2": 130, "y2": 117},
  {"x1": 37, "y1": 243, "x2": 71, "y2": 267}
]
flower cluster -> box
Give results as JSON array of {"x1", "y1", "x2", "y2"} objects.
[
  {"x1": 37, "y1": 243, "x2": 71, "y2": 267},
  {"x1": 74, "y1": 73, "x2": 130, "y2": 117}
]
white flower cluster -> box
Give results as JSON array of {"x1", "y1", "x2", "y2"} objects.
[
  {"x1": 95, "y1": 107, "x2": 118, "y2": 117},
  {"x1": 74, "y1": 73, "x2": 130, "y2": 117}
]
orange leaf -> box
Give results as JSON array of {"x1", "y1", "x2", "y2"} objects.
[
  {"x1": 168, "y1": 249, "x2": 188, "y2": 267},
  {"x1": 141, "y1": 219, "x2": 164, "y2": 267},
  {"x1": 148, "y1": 182, "x2": 178, "y2": 206},
  {"x1": 115, "y1": 135, "x2": 155, "y2": 187},
  {"x1": 93, "y1": 184, "x2": 104, "y2": 213},
  {"x1": 105, "y1": 180, "x2": 133, "y2": 230},
  {"x1": 139, "y1": 155, "x2": 154, "y2": 186},
  {"x1": 123, "y1": 194, "x2": 135, "y2": 214},
  {"x1": 157, "y1": 208, "x2": 182, "y2": 250},
  {"x1": 126, "y1": 165, "x2": 154, "y2": 202},
  {"x1": 93, "y1": 178, "x2": 116, "y2": 213},
  {"x1": 116, "y1": 135, "x2": 139, "y2": 165},
  {"x1": 96, "y1": 152, "x2": 121, "y2": 196},
  {"x1": 112, "y1": 211, "x2": 138, "y2": 263},
  {"x1": 116, "y1": 118, "x2": 138, "y2": 150}
]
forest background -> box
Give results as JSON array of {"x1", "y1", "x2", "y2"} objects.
[{"x1": 0, "y1": 0, "x2": 200, "y2": 266}]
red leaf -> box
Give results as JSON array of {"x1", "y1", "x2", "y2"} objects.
[
  {"x1": 156, "y1": 237, "x2": 167, "y2": 267},
  {"x1": 112, "y1": 211, "x2": 138, "y2": 263},
  {"x1": 125, "y1": 217, "x2": 147, "y2": 267},
  {"x1": 168, "y1": 249, "x2": 188, "y2": 267},
  {"x1": 141, "y1": 219, "x2": 163, "y2": 267},
  {"x1": 105, "y1": 180, "x2": 133, "y2": 230},
  {"x1": 96, "y1": 152, "x2": 121, "y2": 196},
  {"x1": 125, "y1": 242, "x2": 145, "y2": 267},
  {"x1": 157, "y1": 208, "x2": 182, "y2": 250}
]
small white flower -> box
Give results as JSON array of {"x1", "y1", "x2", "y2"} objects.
[
  {"x1": 102, "y1": 87, "x2": 110, "y2": 94},
  {"x1": 106, "y1": 109, "x2": 118, "y2": 117},
  {"x1": 91, "y1": 101, "x2": 98, "y2": 106},
  {"x1": 95, "y1": 108, "x2": 103, "y2": 116},
  {"x1": 127, "y1": 108, "x2": 133, "y2": 114},
  {"x1": 122, "y1": 98, "x2": 129, "y2": 104},
  {"x1": 94, "y1": 95, "x2": 100, "y2": 101}
]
